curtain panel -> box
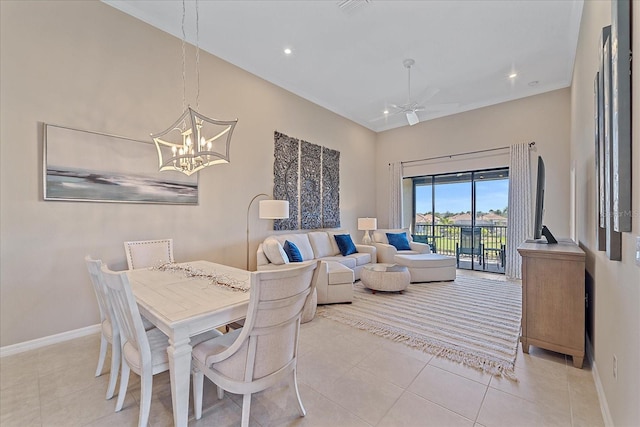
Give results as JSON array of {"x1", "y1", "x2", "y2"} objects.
[
  {"x1": 388, "y1": 162, "x2": 403, "y2": 228},
  {"x1": 505, "y1": 143, "x2": 532, "y2": 279}
]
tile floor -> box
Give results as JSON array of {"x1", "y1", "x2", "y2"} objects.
[{"x1": 1, "y1": 272, "x2": 604, "y2": 427}]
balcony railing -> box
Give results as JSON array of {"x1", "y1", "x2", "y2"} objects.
[{"x1": 413, "y1": 224, "x2": 507, "y2": 273}]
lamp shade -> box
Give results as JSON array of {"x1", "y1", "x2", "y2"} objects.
[
  {"x1": 358, "y1": 217, "x2": 377, "y2": 231},
  {"x1": 259, "y1": 200, "x2": 289, "y2": 219}
]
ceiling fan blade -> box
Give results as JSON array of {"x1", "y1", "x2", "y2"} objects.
[
  {"x1": 406, "y1": 111, "x2": 419, "y2": 126},
  {"x1": 415, "y1": 86, "x2": 440, "y2": 104}
]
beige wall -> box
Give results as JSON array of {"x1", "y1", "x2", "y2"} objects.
[
  {"x1": 375, "y1": 88, "x2": 572, "y2": 235},
  {"x1": 571, "y1": 0, "x2": 640, "y2": 425},
  {"x1": 0, "y1": 1, "x2": 376, "y2": 347}
]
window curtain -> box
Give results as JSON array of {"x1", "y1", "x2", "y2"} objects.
[
  {"x1": 388, "y1": 162, "x2": 403, "y2": 228},
  {"x1": 505, "y1": 143, "x2": 532, "y2": 279}
]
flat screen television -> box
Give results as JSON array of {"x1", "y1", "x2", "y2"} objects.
[{"x1": 533, "y1": 156, "x2": 558, "y2": 244}]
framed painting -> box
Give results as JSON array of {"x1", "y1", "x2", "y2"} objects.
[
  {"x1": 43, "y1": 123, "x2": 198, "y2": 204},
  {"x1": 610, "y1": 0, "x2": 632, "y2": 232},
  {"x1": 600, "y1": 27, "x2": 622, "y2": 261},
  {"x1": 594, "y1": 72, "x2": 606, "y2": 251}
]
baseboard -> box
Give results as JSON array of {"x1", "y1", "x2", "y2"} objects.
[
  {"x1": 586, "y1": 335, "x2": 614, "y2": 427},
  {"x1": 0, "y1": 324, "x2": 101, "y2": 358}
]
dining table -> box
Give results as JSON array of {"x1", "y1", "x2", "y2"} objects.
[{"x1": 127, "y1": 260, "x2": 252, "y2": 427}]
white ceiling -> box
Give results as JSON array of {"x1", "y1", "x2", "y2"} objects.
[{"x1": 104, "y1": 0, "x2": 584, "y2": 132}]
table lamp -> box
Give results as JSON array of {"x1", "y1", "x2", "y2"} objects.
[{"x1": 358, "y1": 217, "x2": 377, "y2": 245}]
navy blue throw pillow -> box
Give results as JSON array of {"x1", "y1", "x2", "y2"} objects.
[
  {"x1": 334, "y1": 234, "x2": 358, "y2": 256},
  {"x1": 283, "y1": 240, "x2": 303, "y2": 262},
  {"x1": 386, "y1": 232, "x2": 411, "y2": 251}
]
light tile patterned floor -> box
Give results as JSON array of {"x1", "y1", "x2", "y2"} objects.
[{"x1": 0, "y1": 272, "x2": 604, "y2": 427}]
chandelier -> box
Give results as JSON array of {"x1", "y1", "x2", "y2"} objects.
[{"x1": 151, "y1": 0, "x2": 237, "y2": 176}]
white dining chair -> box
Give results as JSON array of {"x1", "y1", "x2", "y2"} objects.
[
  {"x1": 123, "y1": 239, "x2": 174, "y2": 270},
  {"x1": 101, "y1": 265, "x2": 222, "y2": 427},
  {"x1": 191, "y1": 261, "x2": 319, "y2": 427},
  {"x1": 85, "y1": 256, "x2": 121, "y2": 400}
]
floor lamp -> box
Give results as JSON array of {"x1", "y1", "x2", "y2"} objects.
[{"x1": 246, "y1": 194, "x2": 289, "y2": 270}]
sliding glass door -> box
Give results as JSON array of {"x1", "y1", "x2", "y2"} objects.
[{"x1": 410, "y1": 167, "x2": 509, "y2": 273}]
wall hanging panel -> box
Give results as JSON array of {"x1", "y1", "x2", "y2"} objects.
[
  {"x1": 273, "y1": 131, "x2": 299, "y2": 231},
  {"x1": 300, "y1": 141, "x2": 322, "y2": 229},
  {"x1": 322, "y1": 147, "x2": 341, "y2": 228}
]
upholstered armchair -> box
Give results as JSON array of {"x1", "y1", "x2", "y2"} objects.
[{"x1": 372, "y1": 228, "x2": 431, "y2": 264}]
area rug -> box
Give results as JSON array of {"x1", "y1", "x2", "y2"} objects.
[{"x1": 317, "y1": 274, "x2": 522, "y2": 379}]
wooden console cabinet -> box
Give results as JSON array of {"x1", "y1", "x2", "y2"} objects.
[{"x1": 517, "y1": 239, "x2": 585, "y2": 368}]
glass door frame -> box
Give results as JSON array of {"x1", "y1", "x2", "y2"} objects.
[{"x1": 410, "y1": 167, "x2": 509, "y2": 272}]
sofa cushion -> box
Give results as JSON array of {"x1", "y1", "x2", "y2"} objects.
[
  {"x1": 284, "y1": 240, "x2": 303, "y2": 262},
  {"x1": 373, "y1": 229, "x2": 410, "y2": 244},
  {"x1": 262, "y1": 238, "x2": 289, "y2": 265},
  {"x1": 387, "y1": 232, "x2": 411, "y2": 250},
  {"x1": 394, "y1": 253, "x2": 456, "y2": 268},
  {"x1": 334, "y1": 234, "x2": 357, "y2": 256},
  {"x1": 347, "y1": 252, "x2": 372, "y2": 266},
  {"x1": 326, "y1": 229, "x2": 350, "y2": 255},
  {"x1": 308, "y1": 232, "x2": 336, "y2": 258},
  {"x1": 319, "y1": 256, "x2": 357, "y2": 269},
  {"x1": 272, "y1": 234, "x2": 315, "y2": 261},
  {"x1": 327, "y1": 261, "x2": 354, "y2": 285}
]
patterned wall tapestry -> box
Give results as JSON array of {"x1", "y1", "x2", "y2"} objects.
[{"x1": 273, "y1": 131, "x2": 340, "y2": 230}]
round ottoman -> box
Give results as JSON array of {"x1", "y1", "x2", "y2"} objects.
[{"x1": 361, "y1": 263, "x2": 410, "y2": 294}]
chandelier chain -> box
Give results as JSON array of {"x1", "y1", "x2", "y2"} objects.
[
  {"x1": 195, "y1": 0, "x2": 200, "y2": 111},
  {"x1": 181, "y1": 0, "x2": 187, "y2": 129}
]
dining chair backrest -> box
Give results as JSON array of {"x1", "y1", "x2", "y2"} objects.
[
  {"x1": 204, "y1": 261, "x2": 319, "y2": 381},
  {"x1": 85, "y1": 255, "x2": 123, "y2": 399},
  {"x1": 85, "y1": 256, "x2": 111, "y2": 324},
  {"x1": 192, "y1": 261, "x2": 319, "y2": 426},
  {"x1": 100, "y1": 265, "x2": 152, "y2": 368},
  {"x1": 123, "y1": 239, "x2": 174, "y2": 270}
]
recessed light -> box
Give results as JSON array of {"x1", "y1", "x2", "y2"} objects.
[
  {"x1": 283, "y1": 47, "x2": 292, "y2": 55},
  {"x1": 509, "y1": 73, "x2": 518, "y2": 79},
  {"x1": 383, "y1": 109, "x2": 389, "y2": 115}
]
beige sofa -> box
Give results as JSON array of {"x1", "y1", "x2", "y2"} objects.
[
  {"x1": 257, "y1": 230, "x2": 376, "y2": 304},
  {"x1": 372, "y1": 228, "x2": 432, "y2": 263}
]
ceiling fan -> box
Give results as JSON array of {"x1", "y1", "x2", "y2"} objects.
[
  {"x1": 389, "y1": 59, "x2": 426, "y2": 126},
  {"x1": 380, "y1": 58, "x2": 457, "y2": 126}
]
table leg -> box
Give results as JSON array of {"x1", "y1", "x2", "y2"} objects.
[{"x1": 167, "y1": 332, "x2": 193, "y2": 427}]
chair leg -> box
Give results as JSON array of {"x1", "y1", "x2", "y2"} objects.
[
  {"x1": 217, "y1": 385, "x2": 224, "y2": 400},
  {"x1": 241, "y1": 394, "x2": 252, "y2": 427},
  {"x1": 138, "y1": 372, "x2": 153, "y2": 427},
  {"x1": 95, "y1": 335, "x2": 108, "y2": 377},
  {"x1": 192, "y1": 368, "x2": 204, "y2": 420},
  {"x1": 105, "y1": 338, "x2": 120, "y2": 399},
  {"x1": 115, "y1": 359, "x2": 130, "y2": 412},
  {"x1": 290, "y1": 369, "x2": 306, "y2": 417}
]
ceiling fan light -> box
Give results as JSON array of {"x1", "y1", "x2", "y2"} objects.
[{"x1": 406, "y1": 111, "x2": 419, "y2": 126}]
